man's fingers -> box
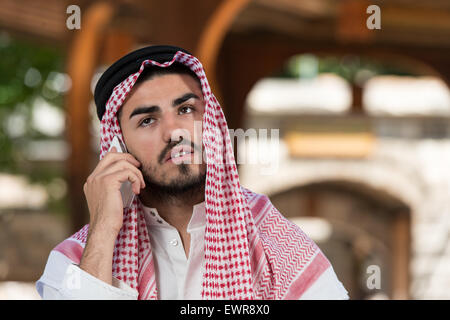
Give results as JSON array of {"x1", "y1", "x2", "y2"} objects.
[
  {"x1": 92, "y1": 151, "x2": 141, "y2": 176},
  {"x1": 103, "y1": 169, "x2": 144, "y2": 195},
  {"x1": 107, "y1": 150, "x2": 141, "y2": 167},
  {"x1": 98, "y1": 160, "x2": 146, "y2": 189}
]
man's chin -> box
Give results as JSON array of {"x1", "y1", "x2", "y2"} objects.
[{"x1": 143, "y1": 168, "x2": 206, "y2": 199}]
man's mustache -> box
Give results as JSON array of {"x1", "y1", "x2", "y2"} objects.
[{"x1": 158, "y1": 139, "x2": 202, "y2": 164}]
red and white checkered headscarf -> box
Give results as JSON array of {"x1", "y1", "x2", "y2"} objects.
[{"x1": 54, "y1": 50, "x2": 331, "y2": 299}]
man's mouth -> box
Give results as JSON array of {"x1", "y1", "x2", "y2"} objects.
[{"x1": 165, "y1": 145, "x2": 194, "y2": 163}]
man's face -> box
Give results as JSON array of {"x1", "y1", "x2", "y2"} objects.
[{"x1": 119, "y1": 73, "x2": 206, "y2": 194}]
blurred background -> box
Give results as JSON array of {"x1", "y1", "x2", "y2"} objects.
[{"x1": 0, "y1": 0, "x2": 449, "y2": 299}]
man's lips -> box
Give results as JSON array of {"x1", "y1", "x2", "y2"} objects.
[{"x1": 164, "y1": 145, "x2": 194, "y2": 163}]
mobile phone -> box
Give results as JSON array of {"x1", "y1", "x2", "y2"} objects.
[{"x1": 109, "y1": 136, "x2": 135, "y2": 208}]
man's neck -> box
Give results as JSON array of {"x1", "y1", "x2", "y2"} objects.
[
  {"x1": 138, "y1": 188, "x2": 204, "y2": 258},
  {"x1": 138, "y1": 187, "x2": 204, "y2": 232}
]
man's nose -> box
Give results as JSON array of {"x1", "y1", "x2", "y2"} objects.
[{"x1": 162, "y1": 115, "x2": 191, "y2": 144}]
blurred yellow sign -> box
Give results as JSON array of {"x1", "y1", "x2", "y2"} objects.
[{"x1": 284, "y1": 132, "x2": 375, "y2": 158}]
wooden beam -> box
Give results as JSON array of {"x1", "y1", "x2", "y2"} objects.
[
  {"x1": 0, "y1": 0, "x2": 68, "y2": 41},
  {"x1": 381, "y1": 6, "x2": 450, "y2": 30},
  {"x1": 337, "y1": 0, "x2": 373, "y2": 44},
  {"x1": 254, "y1": 0, "x2": 331, "y2": 18},
  {"x1": 230, "y1": 3, "x2": 332, "y2": 39}
]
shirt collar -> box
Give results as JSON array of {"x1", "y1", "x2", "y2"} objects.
[
  {"x1": 141, "y1": 201, "x2": 206, "y2": 232},
  {"x1": 187, "y1": 201, "x2": 206, "y2": 232}
]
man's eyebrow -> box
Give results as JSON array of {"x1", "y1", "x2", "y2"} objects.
[
  {"x1": 129, "y1": 105, "x2": 160, "y2": 120},
  {"x1": 128, "y1": 93, "x2": 200, "y2": 120},
  {"x1": 172, "y1": 93, "x2": 200, "y2": 107}
]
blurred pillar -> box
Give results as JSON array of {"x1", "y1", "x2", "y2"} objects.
[
  {"x1": 66, "y1": 2, "x2": 115, "y2": 233},
  {"x1": 197, "y1": 0, "x2": 251, "y2": 105},
  {"x1": 305, "y1": 191, "x2": 318, "y2": 217},
  {"x1": 391, "y1": 209, "x2": 411, "y2": 299},
  {"x1": 351, "y1": 84, "x2": 363, "y2": 114},
  {"x1": 102, "y1": 29, "x2": 135, "y2": 66}
]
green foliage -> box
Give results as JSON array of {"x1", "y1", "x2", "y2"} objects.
[
  {"x1": 0, "y1": 34, "x2": 64, "y2": 174},
  {"x1": 276, "y1": 54, "x2": 417, "y2": 81}
]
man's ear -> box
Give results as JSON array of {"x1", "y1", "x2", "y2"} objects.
[{"x1": 117, "y1": 107, "x2": 123, "y2": 128}]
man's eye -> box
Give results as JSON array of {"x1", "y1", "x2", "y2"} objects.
[
  {"x1": 139, "y1": 117, "x2": 155, "y2": 127},
  {"x1": 179, "y1": 106, "x2": 194, "y2": 114}
]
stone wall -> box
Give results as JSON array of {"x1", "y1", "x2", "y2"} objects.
[{"x1": 0, "y1": 210, "x2": 69, "y2": 282}]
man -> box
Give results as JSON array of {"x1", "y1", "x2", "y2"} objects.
[{"x1": 36, "y1": 45, "x2": 349, "y2": 300}]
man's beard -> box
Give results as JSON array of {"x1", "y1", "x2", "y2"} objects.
[{"x1": 141, "y1": 163, "x2": 206, "y2": 205}]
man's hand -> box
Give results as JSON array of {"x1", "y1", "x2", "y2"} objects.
[
  {"x1": 83, "y1": 147, "x2": 145, "y2": 234},
  {"x1": 79, "y1": 147, "x2": 146, "y2": 285}
]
